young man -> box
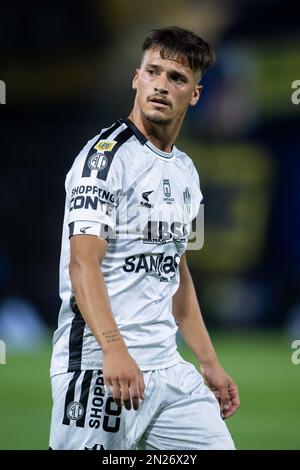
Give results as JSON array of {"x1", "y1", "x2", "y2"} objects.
[{"x1": 49, "y1": 26, "x2": 240, "y2": 450}]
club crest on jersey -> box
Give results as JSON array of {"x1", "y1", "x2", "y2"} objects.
[
  {"x1": 94, "y1": 140, "x2": 117, "y2": 152},
  {"x1": 163, "y1": 179, "x2": 174, "y2": 204},
  {"x1": 163, "y1": 179, "x2": 171, "y2": 197},
  {"x1": 183, "y1": 187, "x2": 191, "y2": 214},
  {"x1": 88, "y1": 152, "x2": 108, "y2": 171}
]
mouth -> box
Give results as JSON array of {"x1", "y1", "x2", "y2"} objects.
[{"x1": 148, "y1": 96, "x2": 171, "y2": 108}]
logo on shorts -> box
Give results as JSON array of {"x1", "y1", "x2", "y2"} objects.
[
  {"x1": 88, "y1": 152, "x2": 108, "y2": 171},
  {"x1": 67, "y1": 401, "x2": 84, "y2": 420}
]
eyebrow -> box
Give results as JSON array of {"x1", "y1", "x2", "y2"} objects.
[{"x1": 146, "y1": 63, "x2": 189, "y2": 80}]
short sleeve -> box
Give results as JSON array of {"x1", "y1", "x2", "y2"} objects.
[
  {"x1": 190, "y1": 165, "x2": 203, "y2": 221},
  {"x1": 65, "y1": 136, "x2": 122, "y2": 238}
]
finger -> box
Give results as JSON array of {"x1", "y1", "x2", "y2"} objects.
[
  {"x1": 130, "y1": 379, "x2": 142, "y2": 411},
  {"x1": 222, "y1": 383, "x2": 240, "y2": 418},
  {"x1": 120, "y1": 380, "x2": 131, "y2": 410},
  {"x1": 138, "y1": 372, "x2": 145, "y2": 400},
  {"x1": 219, "y1": 385, "x2": 231, "y2": 413},
  {"x1": 227, "y1": 384, "x2": 240, "y2": 416},
  {"x1": 222, "y1": 401, "x2": 235, "y2": 419},
  {"x1": 228, "y1": 382, "x2": 240, "y2": 403},
  {"x1": 222, "y1": 405, "x2": 236, "y2": 419},
  {"x1": 112, "y1": 380, "x2": 122, "y2": 407}
]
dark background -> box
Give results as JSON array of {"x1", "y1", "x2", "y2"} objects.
[{"x1": 1, "y1": 0, "x2": 299, "y2": 333}]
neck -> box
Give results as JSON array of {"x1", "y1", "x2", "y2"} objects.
[{"x1": 128, "y1": 107, "x2": 185, "y2": 153}]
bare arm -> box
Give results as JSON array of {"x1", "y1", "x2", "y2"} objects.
[
  {"x1": 69, "y1": 234, "x2": 144, "y2": 410},
  {"x1": 172, "y1": 254, "x2": 240, "y2": 418}
]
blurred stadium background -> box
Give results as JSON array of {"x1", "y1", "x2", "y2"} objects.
[{"x1": 0, "y1": 0, "x2": 299, "y2": 450}]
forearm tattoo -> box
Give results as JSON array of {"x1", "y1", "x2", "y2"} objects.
[{"x1": 102, "y1": 329, "x2": 120, "y2": 343}]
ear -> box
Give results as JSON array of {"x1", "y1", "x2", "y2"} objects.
[
  {"x1": 190, "y1": 85, "x2": 202, "y2": 106},
  {"x1": 132, "y1": 68, "x2": 140, "y2": 90}
]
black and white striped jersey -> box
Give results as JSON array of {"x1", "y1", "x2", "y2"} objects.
[{"x1": 50, "y1": 118, "x2": 202, "y2": 376}]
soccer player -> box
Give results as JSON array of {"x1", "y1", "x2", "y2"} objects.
[{"x1": 49, "y1": 26, "x2": 240, "y2": 450}]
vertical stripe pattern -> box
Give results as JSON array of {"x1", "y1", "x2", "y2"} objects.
[
  {"x1": 81, "y1": 120, "x2": 123, "y2": 177},
  {"x1": 76, "y1": 370, "x2": 93, "y2": 428},
  {"x1": 68, "y1": 296, "x2": 85, "y2": 372},
  {"x1": 96, "y1": 127, "x2": 133, "y2": 181},
  {"x1": 68, "y1": 222, "x2": 75, "y2": 238},
  {"x1": 62, "y1": 370, "x2": 81, "y2": 425}
]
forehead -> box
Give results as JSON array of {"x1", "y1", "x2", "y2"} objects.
[{"x1": 141, "y1": 48, "x2": 194, "y2": 76}]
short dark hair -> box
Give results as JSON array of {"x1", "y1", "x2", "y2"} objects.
[{"x1": 142, "y1": 26, "x2": 215, "y2": 78}]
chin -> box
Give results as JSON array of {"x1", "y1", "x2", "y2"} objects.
[{"x1": 143, "y1": 111, "x2": 172, "y2": 126}]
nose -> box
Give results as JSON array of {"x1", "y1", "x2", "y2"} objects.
[
  {"x1": 154, "y1": 86, "x2": 168, "y2": 95},
  {"x1": 154, "y1": 74, "x2": 168, "y2": 94}
]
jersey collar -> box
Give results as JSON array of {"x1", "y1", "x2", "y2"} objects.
[{"x1": 122, "y1": 118, "x2": 175, "y2": 159}]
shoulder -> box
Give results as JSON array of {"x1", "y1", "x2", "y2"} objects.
[
  {"x1": 68, "y1": 119, "x2": 138, "y2": 177},
  {"x1": 174, "y1": 147, "x2": 199, "y2": 180},
  {"x1": 65, "y1": 120, "x2": 147, "y2": 196},
  {"x1": 74, "y1": 120, "x2": 130, "y2": 162},
  {"x1": 174, "y1": 147, "x2": 203, "y2": 210}
]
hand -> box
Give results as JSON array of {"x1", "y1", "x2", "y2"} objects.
[
  {"x1": 200, "y1": 361, "x2": 240, "y2": 419},
  {"x1": 103, "y1": 345, "x2": 145, "y2": 411}
]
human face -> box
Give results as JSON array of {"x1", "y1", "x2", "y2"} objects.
[{"x1": 132, "y1": 48, "x2": 202, "y2": 126}]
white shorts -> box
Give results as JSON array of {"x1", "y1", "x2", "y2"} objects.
[{"x1": 49, "y1": 359, "x2": 235, "y2": 450}]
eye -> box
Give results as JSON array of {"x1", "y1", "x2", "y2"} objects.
[{"x1": 172, "y1": 75, "x2": 185, "y2": 83}]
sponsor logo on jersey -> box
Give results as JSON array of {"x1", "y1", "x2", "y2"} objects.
[
  {"x1": 70, "y1": 185, "x2": 115, "y2": 217},
  {"x1": 163, "y1": 179, "x2": 174, "y2": 204},
  {"x1": 70, "y1": 195, "x2": 113, "y2": 217},
  {"x1": 71, "y1": 185, "x2": 115, "y2": 203},
  {"x1": 94, "y1": 140, "x2": 117, "y2": 152},
  {"x1": 142, "y1": 220, "x2": 188, "y2": 245},
  {"x1": 123, "y1": 252, "x2": 180, "y2": 282},
  {"x1": 66, "y1": 401, "x2": 84, "y2": 420},
  {"x1": 140, "y1": 190, "x2": 154, "y2": 209},
  {"x1": 88, "y1": 152, "x2": 108, "y2": 171}
]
